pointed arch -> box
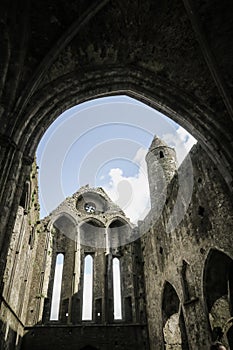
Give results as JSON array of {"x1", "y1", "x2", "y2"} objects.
[
  {"x1": 203, "y1": 249, "x2": 233, "y2": 313},
  {"x1": 203, "y1": 249, "x2": 233, "y2": 343},
  {"x1": 52, "y1": 212, "x2": 77, "y2": 241},
  {"x1": 79, "y1": 219, "x2": 105, "y2": 249},
  {"x1": 162, "y1": 281, "x2": 189, "y2": 349},
  {"x1": 162, "y1": 282, "x2": 180, "y2": 325},
  {"x1": 108, "y1": 218, "x2": 131, "y2": 249},
  {"x1": 19, "y1": 179, "x2": 31, "y2": 212}
]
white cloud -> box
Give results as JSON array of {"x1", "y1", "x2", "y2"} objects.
[
  {"x1": 162, "y1": 126, "x2": 197, "y2": 164},
  {"x1": 102, "y1": 127, "x2": 196, "y2": 224},
  {"x1": 103, "y1": 147, "x2": 151, "y2": 224}
]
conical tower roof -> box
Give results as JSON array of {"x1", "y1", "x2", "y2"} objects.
[{"x1": 148, "y1": 136, "x2": 169, "y2": 151}]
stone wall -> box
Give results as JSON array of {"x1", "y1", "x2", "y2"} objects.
[
  {"x1": 2, "y1": 142, "x2": 233, "y2": 350},
  {"x1": 22, "y1": 187, "x2": 148, "y2": 348},
  {"x1": 140, "y1": 143, "x2": 233, "y2": 349},
  {"x1": 0, "y1": 161, "x2": 40, "y2": 350},
  {"x1": 21, "y1": 324, "x2": 149, "y2": 350}
]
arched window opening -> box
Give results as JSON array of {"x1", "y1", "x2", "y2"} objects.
[
  {"x1": 108, "y1": 220, "x2": 131, "y2": 249},
  {"x1": 181, "y1": 260, "x2": 190, "y2": 302},
  {"x1": 28, "y1": 226, "x2": 35, "y2": 249},
  {"x1": 76, "y1": 193, "x2": 108, "y2": 214},
  {"x1": 19, "y1": 180, "x2": 31, "y2": 211},
  {"x1": 50, "y1": 253, "x2": 64, "y2": 321},
  {"x1": 113, "y1": 257, "x2": 122, "y2": 320},
  {"x1": 53, "y1": 214, "x2": 77, "y2": 242},
  {"x1": 80, "y1": 220, "x2": 105, "y2": 249},
  {"x1": 82, "y1": 255, "x2": 93, "y2": 321}
]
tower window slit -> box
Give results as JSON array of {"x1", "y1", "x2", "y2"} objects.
[{"x1": 159, "y1": 150, "x2": 164, "y2": 158}]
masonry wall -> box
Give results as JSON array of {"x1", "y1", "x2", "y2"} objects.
[
  {"x1": 3, "y1": 142, "x2": 233, "y2": 350},
  {"x1": 26, "y1": 225, "x2": 147, "y2": 326},
  {"x1": 0, "y1": 162, "x2": 40, "y2": 350},
  {"x1": 140, "y1": 143, "x2": 233, "y2": 349},
  {"x1": 21, "y1": 324, "x2": 149, "y2": 350},
  {"x1": 22, "y1": 187, "x2": 149, "y2": 349}
]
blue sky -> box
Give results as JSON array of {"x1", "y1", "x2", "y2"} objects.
[{"x1": 36, "y1": 95, "x2": 196, "y2": 223}]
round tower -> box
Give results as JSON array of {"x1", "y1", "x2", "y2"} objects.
[{"x1": 146, "y1": 136, "x2": 177, "y2": 210}]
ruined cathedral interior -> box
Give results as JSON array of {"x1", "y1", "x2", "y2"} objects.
[{"x1": 0, "y1": 0, "x2": 233, "y2": 349}]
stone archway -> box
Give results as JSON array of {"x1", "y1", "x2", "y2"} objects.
[
  {"x1": 0, "y1": 1, "x2": 233, "y2": 285},
  {"x1": 0, "y1": 3, "x2": 233, "y2": 350},
  {"x1": 1, "y1": 60, "x2": 233, "y2": 294},
  {"x1": 203, "y1": 249, "x2": 233, "y2": 346},
  {"x1": 162, "y1": 282, "x2": 189, "y2": 350},
  {"x1": 1, "y1": 73, "x2": 231, "y2": 291}
]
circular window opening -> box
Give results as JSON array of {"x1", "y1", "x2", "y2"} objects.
[{"x1": 84, "y1": 202, "x2": 96, "y2": 214}]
